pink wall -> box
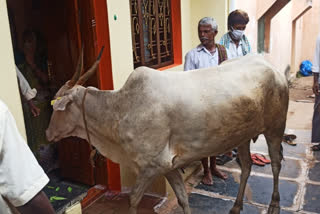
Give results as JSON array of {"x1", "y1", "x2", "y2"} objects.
[
  {"x1": 234, "y1": 0, "x2": 320, "y2": 75},
  {"x1": 296, "y1": 0, "x2": 320, "y2": 68}
]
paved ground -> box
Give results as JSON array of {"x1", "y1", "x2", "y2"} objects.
[
  {"x1": 168, "y1": 76, "x2": 319, "y2": 214},
  {"x1": 170, "y1": 129, "x2": 319, "y2": 214}
]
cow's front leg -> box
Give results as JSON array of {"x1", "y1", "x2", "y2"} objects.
[
  {"x1": 129, "y1": 168, "x2": 158, "y2": 214},
  {"x1": 229, "y1": 141, "x2": 251, "y2": 214},
  {"x1": 165, "y1": 169, "x2": 191, "y2": 214}
]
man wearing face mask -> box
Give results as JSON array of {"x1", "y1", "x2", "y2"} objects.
[
  {"x1": 215, "y1": 9, "x2": 251, "y2": 166},
  {"x1": 184, "y1": 17, "x2": 228, "y2": 185},
  {"x1": 220, "y1": 9, "x2": 251, "y2": 59}
]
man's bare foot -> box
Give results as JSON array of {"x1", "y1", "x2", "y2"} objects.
[
  {"x1": 211, "y1": 168, "x2": 227, "y2": 180},
  {"x1": 202, "y1": 171, "x2": 213, "y2": 185}
]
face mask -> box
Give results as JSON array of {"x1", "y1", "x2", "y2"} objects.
[{"x1": 231, "y1": 27, "x2": 244, "y2": 40}]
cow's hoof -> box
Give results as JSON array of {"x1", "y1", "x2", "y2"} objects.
[
  {"x1": 182, "y1": 208, "x2": 192, "y2": 214},
  {"x1": 267, "y1": 205, "x2": 280, "y2": 214},
  {"x1": 229, "y1": 206, "x2": 241, "y2": 214},
  {"x1": 128, "y1": 207, "x2": 137, "y2": 214}
]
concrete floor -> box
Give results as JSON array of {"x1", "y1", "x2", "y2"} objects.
[{"x1": 171, "y1": 129, "x2": 319, "y2": 214}]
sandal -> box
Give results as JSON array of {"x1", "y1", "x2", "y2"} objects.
[
  {"x1": 252, "y1": 153, "x2": 271, "y2": 164},
  {"x1": 283, "y1": 134, "x2": 297, "y2": 140},
  {"x1": 311, "y1": 144, "x2": 320, "y2": 151},
  {"x1": 283, "y1": 134, "x2": 297, "y2": 146},
  {"x1": 236, "y1": 156, "x2": 241, "y2": 167},
  {"x1": 284, "y1": 139, "x2": 297, "y2": 146},
  {"x1": 216, "y1": 155, "x2": 233, "y2": 165},
  {"x1": 251, "y1": 154, "x2": 265, "y2": 166}
]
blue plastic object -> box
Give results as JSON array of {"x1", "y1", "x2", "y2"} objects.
[{"x1": 300, "y1": 60, "x2": 313, "y2": 76}]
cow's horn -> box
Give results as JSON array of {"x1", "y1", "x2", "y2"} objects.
[
  {"x1": 76, "y1": 46, "x2": 104, "y2": 86},
  {"x1": 68, "y1": 45, "x2": 84, "y2": 87}
]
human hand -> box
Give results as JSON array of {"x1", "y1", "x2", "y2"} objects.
[{"x1": 27, "y1": 100, "x2": 40, "y2": 117}]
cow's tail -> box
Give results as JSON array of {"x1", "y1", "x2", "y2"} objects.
[{"x1": 284, "y1": 65, "x2": 291, "y2": 82}]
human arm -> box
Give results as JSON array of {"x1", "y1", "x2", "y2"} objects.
[
  {"x1": 17, "y1": 191, "x2": 55, "y2": 214},
  {"x1": 16, "y1": 66, "x2": 37, "y2": 101},
  {"x1": 16, "y1": 66, "x2": 40, "y2": 116},
  {"x1": 0, "y1": 101, "x2": 53, "y2": 213},
  {"x1": 184, "y1": 51, "x2": 195, "y2": 71},
  {"x1": 27, "y1": 99, "x2": 41, "y2": 117},
  {"x1": 312, "y1": 35, "x2": 320, "y2": 96}
]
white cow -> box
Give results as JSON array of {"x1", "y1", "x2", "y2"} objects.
[{"x1": 46, "y1": 54, "x2": 289, "y2": 214}]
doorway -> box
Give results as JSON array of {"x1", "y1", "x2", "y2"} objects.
[{"x1": 7, "y1": 0, "x2": 115, "y2": 192}]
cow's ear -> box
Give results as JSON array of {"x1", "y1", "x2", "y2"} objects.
[{"x1": 52, "y1": 95, "x2": 73, "y2": 111}]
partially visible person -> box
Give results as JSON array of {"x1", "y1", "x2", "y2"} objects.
[
  {"x1": 184, "y1": 17, "x2": 228, "y2": 185},
  {"x1": 311, "y1": 34, "x2": 320, "y2": 151},
  {"x1": 16, "y1": 65, "x2": 40, "y2": 117},
  {"x1": 217, "y1": 9, "x2": 251, "y2": 165},
  {"x1": 0, "y1": 99, "x2": 55, "y2": 214},
  {"x1": 17, "y1": 30, "x2": 53, "y2": 167},
  {"x1": 219, "y1": 9, "x2": 251, "y2": 59}
]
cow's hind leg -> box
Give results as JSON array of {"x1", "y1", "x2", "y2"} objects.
[
  {"x1": 229, "y1": 141, "x2": 252, "y2": 214},
  {"x1": 165, "y1": 169, "x2": 191, "y2": 214},
  {"x1": 129, "y1": 168, "x2": 158, "y2": 214},
  {"x1": 265, "y1": 134, "x2": 283, "y2": 214}
]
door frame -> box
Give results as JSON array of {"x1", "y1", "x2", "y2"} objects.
[{"x1": 92, "y1": 0, "x2": 121, "y2": 191}]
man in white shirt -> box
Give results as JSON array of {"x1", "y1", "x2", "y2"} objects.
[
  {"x1": 184, "y1": 17, "x2": 228, "y2": 71},
  {"x1": 184, "y1": 17, "x2": 228, "y2": 185},
  {"x1": 311, "y1": 34, "x2": 320, "y2": 151},
  {"x1": 0, "y1": 99, "x2": 54, "y2": 214}
]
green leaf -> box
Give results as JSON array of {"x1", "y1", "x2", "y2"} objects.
[
  {"x1": 55, "y1": 187, "x2": 60, "y2": 192},
  {"x1": 49, "y1": 196, "x2": 67, "y2": 202},
  {"x1": 47, "y1": 186, "x2": 55, "y2": 189},
  {"x1": 67, "y1": 187, "x2": 72, "y2": 193}
]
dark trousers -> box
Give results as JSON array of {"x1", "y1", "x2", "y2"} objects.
[{"x1": 312, "y1": 95, "x2": 320, "y2": 143}]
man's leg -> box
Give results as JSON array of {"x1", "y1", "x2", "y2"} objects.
[
  {"x1": 210, "y1": 156, "x2": 228, "y2": 180},
  {"x1": 312, "y1": 95, "x2": 320, "y2": 147},
  {"x1": 201, "y1": 157, "x2": 213, "y2": 185}
]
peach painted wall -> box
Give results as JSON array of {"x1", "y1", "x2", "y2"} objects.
[
  {"x1": 295, "y1": 0, "x2": 320, "y2": 71},
  {"x1": 231, "y1": 0, "x2": 258, "y2": 54},
  {"x1": 235, "y1": 0, "x2": 319, "y2": 75},
  {"x1": 264, "y1": 2, "x2": 292, "y2": 73},
  {"x1": 257, "y1": 0, "x2": 277, "y2": 18}
]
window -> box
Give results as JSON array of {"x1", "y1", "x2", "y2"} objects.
[{"x1": 130, "y1": 0, "x2": 174, "y2": 69}]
